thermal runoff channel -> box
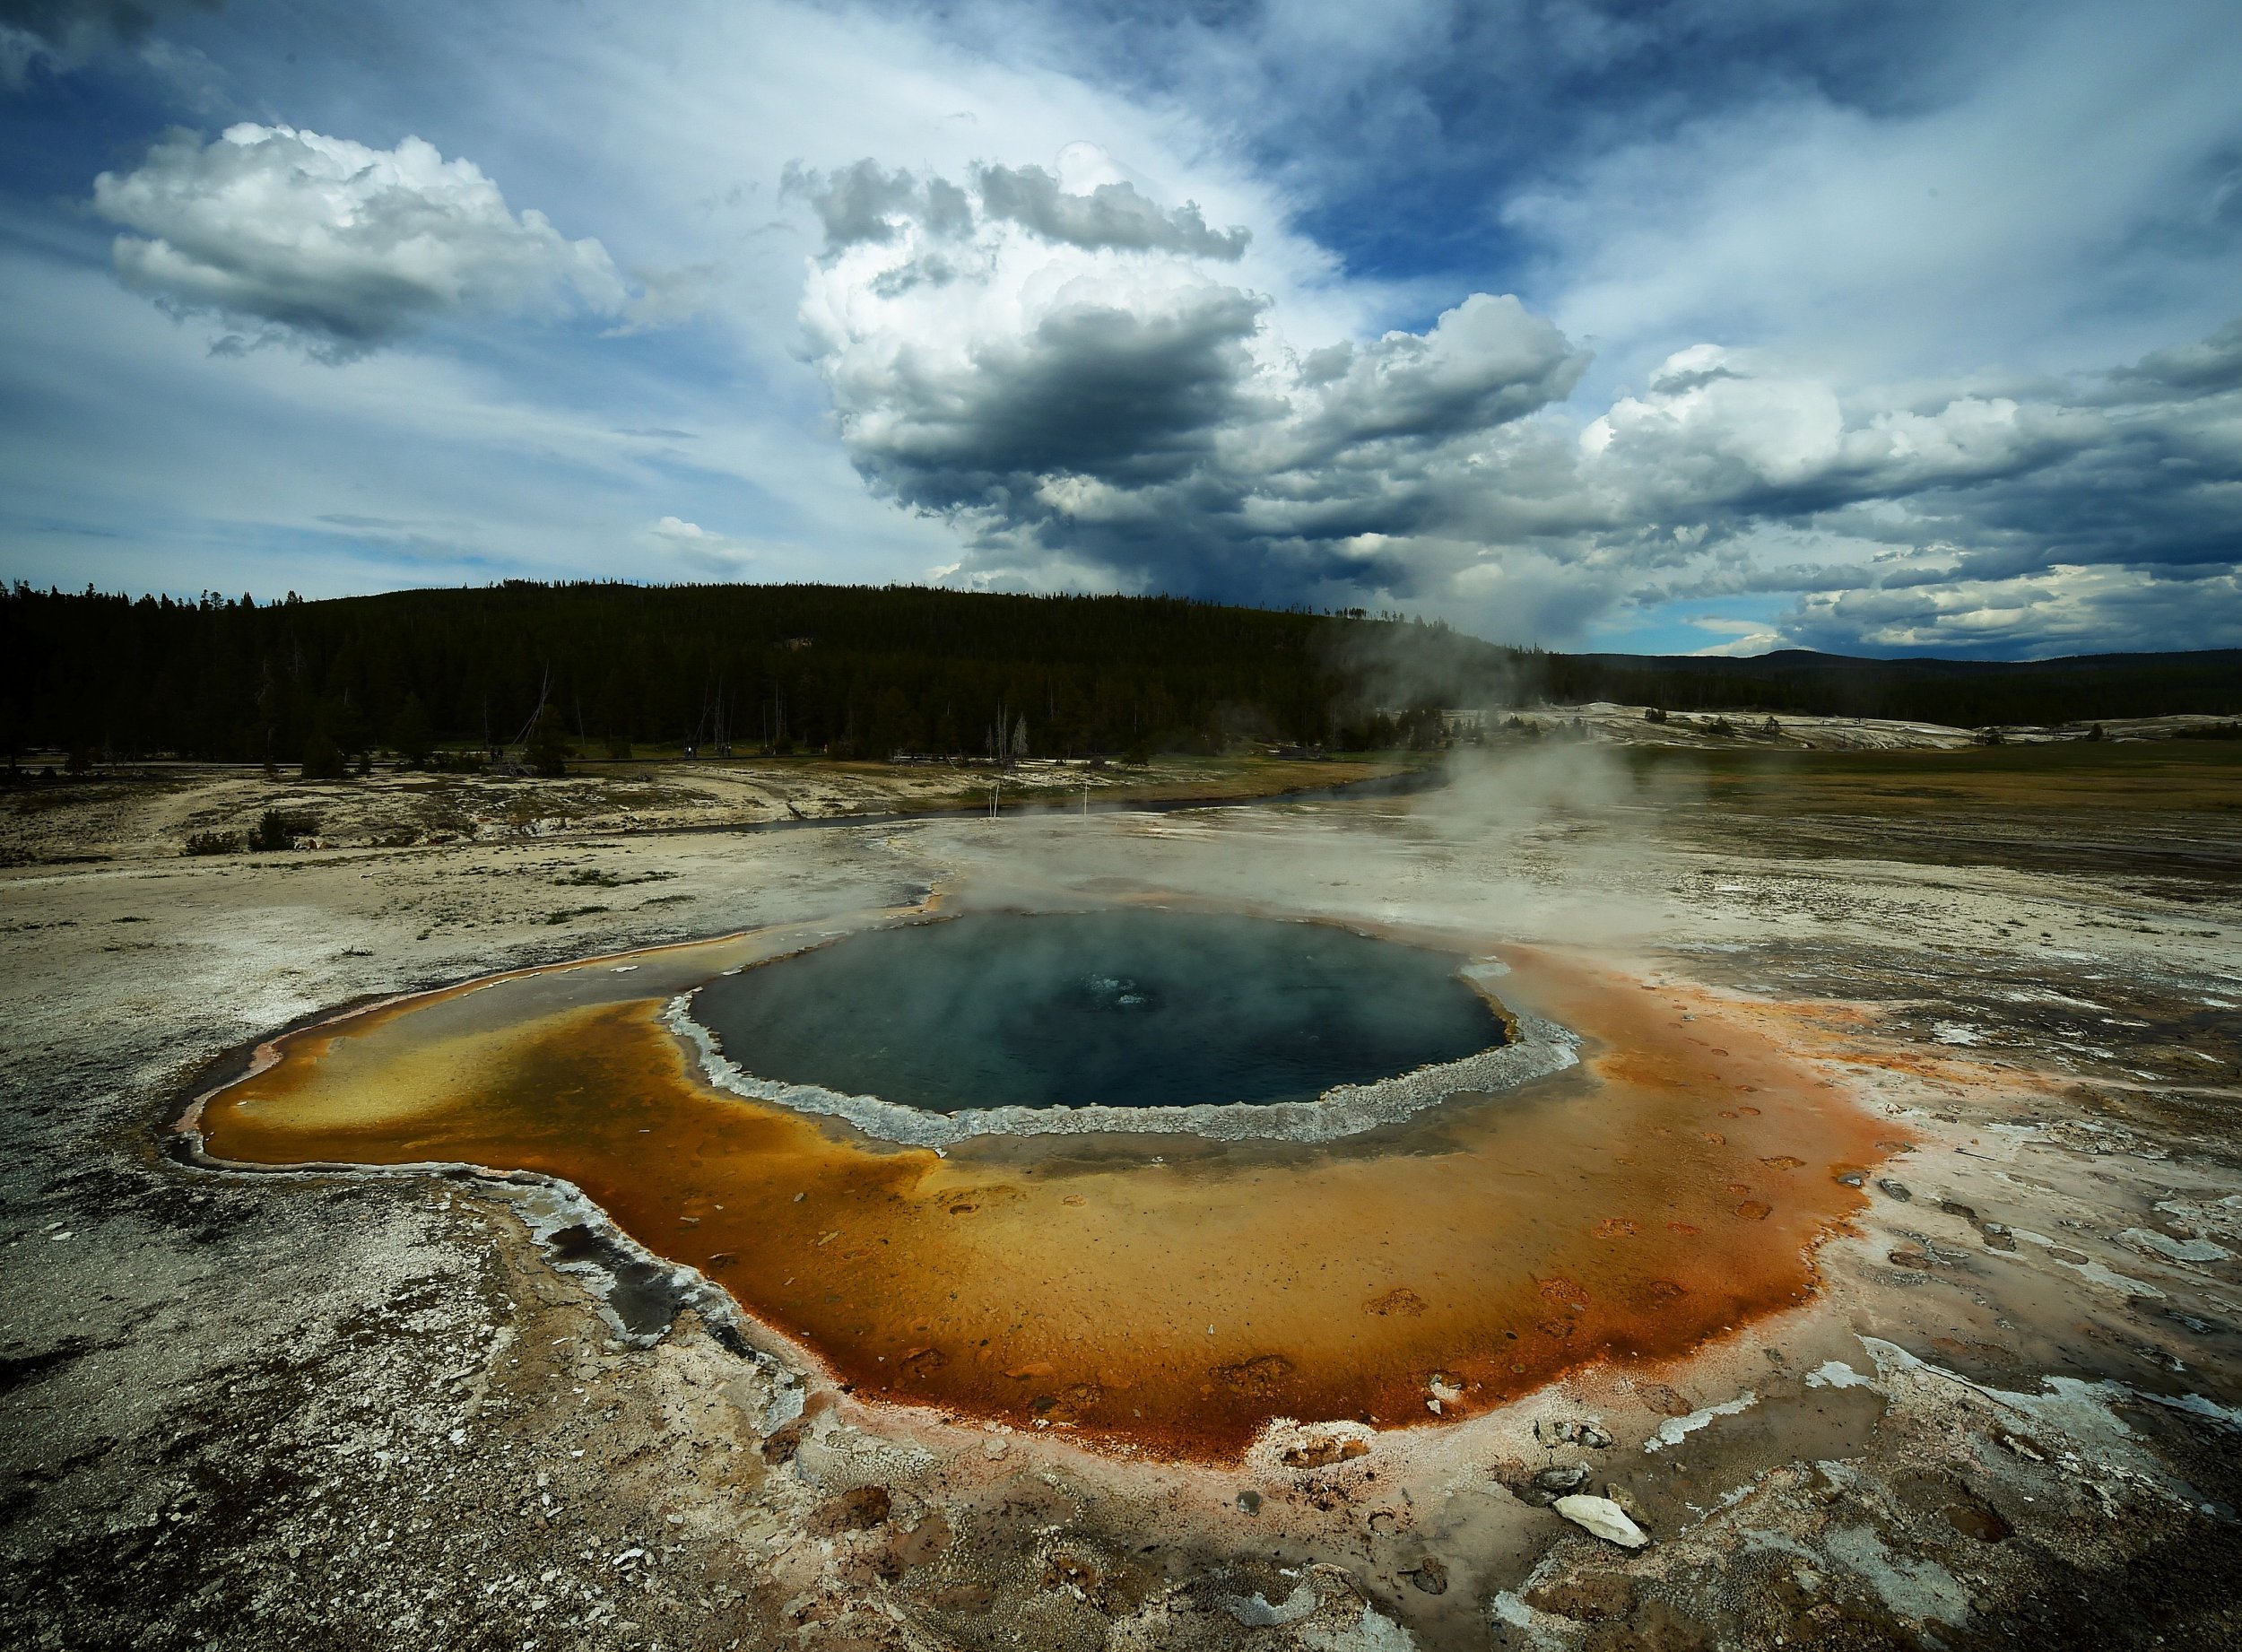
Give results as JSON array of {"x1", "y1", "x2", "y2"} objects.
[{"x1": 688, "y1": 911, "x2": 1506, "y2": 1113}]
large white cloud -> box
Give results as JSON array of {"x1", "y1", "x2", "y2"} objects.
[
  {"x1": 789, "y1": 155, "x2": 2242, "y2": 651},
  {"x1": 791, "y1": 156, "x2": 1592, "y2": 613},
  {"x1": 91, "y1": 123, "x2": 628, "y2": 359}
]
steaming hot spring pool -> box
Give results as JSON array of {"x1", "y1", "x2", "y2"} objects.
[
  {"x1": 688, "y1": 910, "x2": 1507, "y2": 1117},
  {"x1": 187, "y1": 902, "x2": 1894, "y2": 1456}
]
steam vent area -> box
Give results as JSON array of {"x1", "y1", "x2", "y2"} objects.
[{"x1": 12, "y1": 739, "x2": 2242, "y2": 1651}]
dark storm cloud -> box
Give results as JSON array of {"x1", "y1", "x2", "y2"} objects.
[
  {"x1": 0, "y1": 0, "x2": 218, "y2": 83},
  {"x1": 2104, "y1": 317, "x2": 2242, "y2": 403},
  {"x1": 1289, "y1": 296, "x2": 1586, "y2": 457},
  {"x1": 1, "y1": 0, "x2": 216, "y2": 51},
  {"x1": 1607, "y1": 321, "x2": 2242, "y2": 651},
  {"x1": 847, "y1": 287, "x2": 1269, "y2": 509}
]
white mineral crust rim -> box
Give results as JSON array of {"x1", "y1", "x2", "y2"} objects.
[{"x1": 663, "y1": 961, "x2": 1579, "y2": 1147}]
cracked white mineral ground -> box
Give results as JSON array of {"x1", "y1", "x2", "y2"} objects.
[{"x1": 4, "y1": 738, "x2": 2240, "y2": 1651}]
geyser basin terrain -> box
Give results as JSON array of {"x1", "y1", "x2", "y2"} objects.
[
  {"x1": 188, "y1": 909, "x2": 1894, "y2": 1457},
  {"x1": 681, "y1": 910, "x2": 1554, "y2": 1145}
]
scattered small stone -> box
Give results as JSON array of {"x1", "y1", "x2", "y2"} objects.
[
  {"x1": 1406, "y1": 1557, "x2": 1449, "y2": 1595},
  {"x1": 1878, "y1": 1179, "x2": 1913, "y2": 1202},
  {"x1": 1281, "y1": 1435, "x2": 1369, "y2": 1470},
  {"x1": 1237, "y1": 1490, "x2": 1261, "y2": 1514},
  {"x1": 1552, "y1": 1494, "x2": 1648, "y2": 1548},
  {"x1": 1835, "y1": 1170, "x2": 1866, "y2": 1187},
  {"x1": 1534, "y1": 1464, "x2": 1592, "y2": 1494}
]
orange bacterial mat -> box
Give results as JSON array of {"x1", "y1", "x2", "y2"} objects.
[{"x1": 194, "y1": 917, "x2": 1896, "y2": 1458}]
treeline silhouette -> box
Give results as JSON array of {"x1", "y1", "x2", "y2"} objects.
[
  {"x1": 1544, "y1": 649, "x2": 2242, "y2": 731},
  {"x1": 4, "y1": 580, "x2": 2235, "y2": 765}
]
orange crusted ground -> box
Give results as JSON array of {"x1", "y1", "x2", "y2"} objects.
[{"x1": 198, "y1": 935, "x2": 1899, "y2": 1458}]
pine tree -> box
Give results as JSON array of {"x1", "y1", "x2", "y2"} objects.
[
  {"x1": 523, "y1": 705, "x2": 571, "y2": 777},
  {"x1": 390, "y1": 695, "x2": 434, "y2": 766}
]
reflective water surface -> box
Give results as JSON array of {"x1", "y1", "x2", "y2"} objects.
[{"x1": 691, "y1": 910, "x2": 1506, "y2": 1112}]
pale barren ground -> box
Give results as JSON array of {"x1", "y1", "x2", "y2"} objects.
[
  {"x1": 0, "y1": 752, "x2": 1410, "y2": 869},
  {"x1": 4, "y1": 735, "x2": 2240, "y2": 1651}
]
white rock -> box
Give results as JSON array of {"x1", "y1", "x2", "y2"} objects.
[
  {"x1": 2121, "y1": 1227, "x2": 2233, "y2": 1264},
  {"x1": 1552, "y1": 1494, "x2": 1648, "y2": 1548}
]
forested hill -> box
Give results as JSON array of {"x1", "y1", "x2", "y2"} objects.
[
  {"x1": 1541, "y1": 648, "x2": 2242, "y2": 731},
  {"x1": 4, "y1": 580, "x2": 2236, "y2": 764},
  {"x1": 2, "y1": 581, "x2": 1506, "y2": 762}
]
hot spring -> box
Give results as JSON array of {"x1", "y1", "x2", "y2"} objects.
[
  {"x1": 688, "y1": 910, "x2": 1506, "y2": 1115},
  {"x1": 186, "y1": 899, "x2": 1895, "y2": 1456}
]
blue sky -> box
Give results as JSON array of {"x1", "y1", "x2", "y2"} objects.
[{"x1": 3, "y1": 0, "x2": 2238, "y2": 656}]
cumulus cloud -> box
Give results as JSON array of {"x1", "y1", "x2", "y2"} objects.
[
  {"x1": 790, "y1": 154, "x2": 1592, "y2": 617},
  {"x1": 91, "y1": 124, "x2": 628, "y2": 359},
  {"x1": 1582, "y1": 345, "x2": 2090, "y2": 514},
  {"x1": 788, "y1": 154, "x2": 2242, "y2": 652},
  {"x1": 974, "y1": 161, "x2": 1249, "y2": 259},
  {"x1": 785, "y1": 148, "x2": 1248, "y2": 261},
  {"x1": 1590, "y1": 329, "x2": 2242, "y2": 653},
  {"x1": 19, "y1": 0, "x2": 2233, "y2": 657}
]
